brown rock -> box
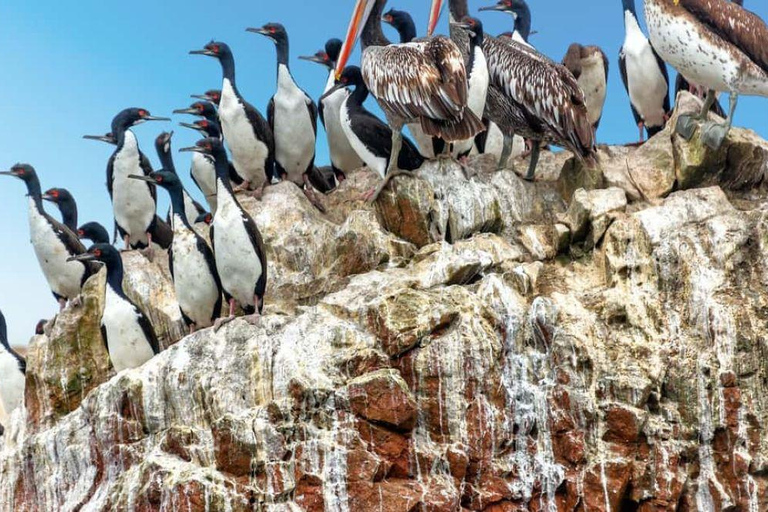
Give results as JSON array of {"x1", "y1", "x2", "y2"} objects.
[
  {"x1": 346, "y1": 369, "x2": 418, "y2": 431},
  {"x1": 212, "y1": 416, "x2": 258, "y2": 477},
  {"x1": 603, "y1": 404, "x2": 646, "y2": 444}
]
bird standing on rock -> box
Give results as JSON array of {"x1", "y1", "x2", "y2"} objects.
[
  {"x1": 190, "y1": 41, "x2": 275, "y2": 197},
  {"x1": 129, "y1": 171, "x2": 222, "y2": 333},
  {"x1": 1, "y1": 164, "x2": 96, "y2": 311},
  {"x1": 645, "y1": 0, "x2": 768, "y2": 149},
  {"x1": 300, "y1": 38, "x2": 363, "y2": 181},
  {"x1": 181, "y1": 138, "x2": 267, "y2": 331},
  {"x1": 69, "y1": 244, "x2": 160, "y2": 372},
  {"x1": 0, "y1": 309, "x2": 26, "y2": 428}
]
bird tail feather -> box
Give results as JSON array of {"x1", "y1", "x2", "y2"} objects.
[{"x1": 420, "y1": 109, "x2": 486, "y2": 142}]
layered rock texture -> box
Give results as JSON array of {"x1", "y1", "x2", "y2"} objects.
[{"x1": 2, "y1": 92, "x2": 768, "y2": 511}]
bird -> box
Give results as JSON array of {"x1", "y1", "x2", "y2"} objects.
[
  {"x1": 562, "y1": 43, "x2": 610, "y2": 137},
  {"x1": 180, "y1": 138, "x2": 267, "y2": 331},
  {"x1": 173, "y1": 101, "x2": 219, "y2": 127},
  {"x1": 299, "y1": 38, "x2": 363, "y2": 181},
  {"x1": 335, "y1": 0, "x2": 484, "y2": 199},
  {"x1": 1, "y1": 164, "x2": 96, "y2": 310},
  {"x1": 42, "y1": 187, "x2": 78, "y2": 231},
  {"x1": 619, "y1": 0, "x2": 671, "y2": 143},
  {"x1": 645, "y1": 0, "x2": 768, "y2": 149},
  {"x1": 191, "y1": 90, "x2": 222, "y2": 106},
  {"x1": 323, "y1": 66, "x2": 424, "y2": 185},
  {"x1": 382, "y1": 9, "x2": 418, "y2": 43},
  {"x1": 674, "y1": 74, "x2": 726, "y2": 117},
  {"x1": 479, "y1": 0, "x2": 534, "y2": 47},
  {"x1": 306, "y1": 166, "x2": 344, "y2": 194},
  {"x1": 69, "y1": 244, "x2": 160, "y2": 372},
  {"x1": 0, "y1": 309, "x2": 26, "y2": 428},
  {"x1": 153, "y1": 131, "x2": 207, "y2": 227},
  {"x1": 190, "y1": 41, "x2": 275, "y2": 197},
  {"x1": 77, "y1": 222, "x2": 112, "y2": 246},
  {"x1": 451, "y1": 17, "x2": 490, "y2": 160},
  {"x1": 129, "y1": 171, "x2": 222, "y2": 332},
  {"x1": 86, "y1": 108, "x2": 169, "y2": 256},
  {"x1": 35, "y1": 319, "x2": 47, "y2": 335},
  {"x1": 248, "y1": 23, "x2": 325, "y2": 209},
  {"x1": 476, "y1": 2, "x2": 596, "y2": 180}
]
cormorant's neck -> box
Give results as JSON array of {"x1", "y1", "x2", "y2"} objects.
[
  {"x1": 167, "y1": 186, "x2": 191, "y2": 227},
  {"x1": 219, "y1": 53, "x2": 236, "y2": 83},
  {"x1": 622, "y1": 0, "x2": 637, "y2": 18},
  {"x1": 275, "y1": 39, "x2": 289, "y2": 68},
  {"x1": 26, "y1": 177, "x2": 43, "y2": 207},
  {"x1": 159, "y1": 150, "x2": 176, "y2": 176},
  {"x1": 514, "y1": 9, "x2": 531, "y2": 42},
  {"x1": 362, "y1": 0, "x2": 391, "y2": 48},
  {"x1": 114, "y1": 125, "x2": 133, "y2": 150},
  {"x1": 350, "y1": 82, "x2": 370, "y2": 104},
  {"x1": 60, "y1": 200, "x2": 78, "y2": 231},
  {"x1": 212, "y1": 151, "x2": 235, "y2": 193},
  {"x1": 105, "y1": 260, "x2": 127, "y2": 299},
  {"x1": 395, "y1": 19, "x2": 416, "y2": 43}
]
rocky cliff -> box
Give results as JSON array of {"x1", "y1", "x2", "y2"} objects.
[{"x1": 2, "y1": 93, "x2": 768, "y2": 511}]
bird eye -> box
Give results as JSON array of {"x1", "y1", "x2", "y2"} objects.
[
  {"x1": 156, "y1": 175, "x2": 163, "y2": 183},
  {"x1": 52, "y1": 190, "x2": 59, "y2": 198},
  {"x1": 205, "y1": 144, "x2": 212, "y2": 150},
  {"x1": 211, "y1": 44, "x2": 220, "y2": 54},
  {"x1": 15, "y1": 169, "x2": 25, "y2": 176},
  {"x1": 138, "y1": 109, "x2": 147, "y2": 117},
  {"x1": 94, "y1": 249, "x2": 102, "y2": 257},
  {"x1": 196, "y1": 104, "x2": 204, "y2": 112},
  {"x1": 200, "y1": 120, "x2": 209, "y2": 128},
  {"x1": 77, "y1": 230, "x2": 84, "y2": 236}
]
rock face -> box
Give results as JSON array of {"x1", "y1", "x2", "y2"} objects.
[{"x1": 3, "y1": 92, "x2": 768, "y2": 511}]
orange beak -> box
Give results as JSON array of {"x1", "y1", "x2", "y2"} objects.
[
  {"x1": 335, "y1": 0, "x2": 373, "y2": 80},
  {"x1": 427, "y1": 0, "x2": 444, "y2": 37}
]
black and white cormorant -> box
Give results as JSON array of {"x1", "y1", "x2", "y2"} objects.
[
  {"x1": 88, "y1": 108, "x2": 169, "y2": 253},
  {"x1": 77, "y1": 222, "x2": 111, "y2": 246},
  {"x1": 323, "y1": 66, "x2": 424, "y2": 189},
  {"x1": 129, "y1": 171, "x2": 222, "y2": 332},
  {"x1": 484, "y1": 0, "x2": 533, "y2": 47},
  {"x1": 1, "y1": 164, "x2": 96, "y2": 311},
  {"x1": 191, "y1": 90, "x2": 221, "y2": 106},
  {"x1": 619, "y1": 0, "x2": 670, "y2": 142},
  {"x1": 382, "y1": 9, "x2": 417, "y2": 43},
  {"x1": 645, "y1": 0, "x2": 768, "y2": 149},
  {"x1": 173, "y1": 101, "x2": 219, "y2": 125},
  {"x1": 248, "y1": 24, "x2": 319, "y2": 198},
  {"x1": 69, "y1": 244, "x2": 160, "y2": 372},
  {"x1": 562, "y1": 44, "x2": 610, "y2": 137},
  {"x1": 335, "y1": 0, "x2": 484, "y2": 198},
  {"x1": 0, "y1": 309, "x2": 26, "y2": 427},
  {"x1": 190, "y1": 41, "x2": 275, "y2": 196},
  {"x1": 299, "y1": 39, "x2": 363, "y2": 181},
  {"x1": 42, "y1": 187, "x2": 78, "y2": 231},
  {"x1": 476, "y1": 2, "x2": 596, "y2": 180},
  {"x1": 180, "y1": 138, "x2": 267, "y2": 330},
  {"x1": 154, "y1": 131, "x2": 207, "y2": 227}
]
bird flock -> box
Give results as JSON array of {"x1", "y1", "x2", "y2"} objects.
[{"x1": 1, "y1": 0, "x2": 766, "y2": 430}]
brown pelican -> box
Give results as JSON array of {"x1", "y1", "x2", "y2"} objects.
[
  {"x1": 645, "y1": 0, "x2": 768, "y2": 149},
  {"x1": 335, "y1": 0, "x2": 485, "y2": 198}
]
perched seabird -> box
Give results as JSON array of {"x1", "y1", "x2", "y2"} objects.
[
  {"x1": 619, "y1": 0, "x2": 670, "y2": 142},
  {"x1": 645, "y1": 0, "x2": 768, "y2": 149},
  {"x1": 323, "y1": 66, "x2": 424, "y2": 185},
  {"x1": 0, "y1": 309, "x2": 26, "y2": 427},
  {"x1": 180, "y1": 138, "x2": 267, "y2": 330},
  {"x1": 42, "y1": 187, "x2": 78, "y2": 231},
  {"x1": 306, "y1": 165, "x2": 343, "y2": 194},
  {"x1": 562, "y1": 43, "x2": 610, "y2": 136},
  {"x1": 477, "y1": 2, "x2": 596, "y2": 179},
  {"x1": 479, "y1": 0, "x2": 533, "y2": 47},
  {"x1": 299, "y1": 39, "x2": 364, "y2": 180},
  {"x1": 87, "y1": 108, "x2": 169, "y2": 254},
  {"x1": 154, "y1": 131, "x2": 207, "y2": 226},
  {"x1": 77, "y1": 222, "x2": 112, "y2": 246},
  {"x1": 190, "y1": 41, "x2": 275, "y2": 196},
  {"x1": 382, "y1": 9, "x2": 417, "y2": 43},
  {"x1": 69, "y1": 244, "x2": 160, "y2": 372},
  {"x1": 129, "y1": 171, "x2": 222, "y2": 332},
  {"x1": 1, "y1": 164, "x2": 96, "y2": 310},
  {"x1": 178, "y1": 118, "x2": 235, "y2": 213},
  {"x1": 335, "y1": 0, "x2": 484, "y2": 198}
]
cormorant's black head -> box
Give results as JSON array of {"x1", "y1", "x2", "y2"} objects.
[
  {"x1": 77, "y1": 222, "x2": 111, "y2": 245},
  {"x1": 128, "y1": 170, "x2": 181, "y2": 192},
  {"x1": 382, "y1": 9, "x2": 417, "y2": 43},
  {"x1": 111, "y1": 108, "x2": 170, "y2": 133},
  {"x1": 173, "y1": 101, "x2": 217, "y2": 120},
  {"x1": 479, "y1": 0, "x2": 531, "y2": 40},
  {"x1": 320, "y1": 66, "x2": 364, "y2": 101},
  {"x1": 42, "y1": 187, "x2": 75, "y2": 207},
  {"x1": 82, "y1": 132, "x2": 117, "y2": 145},
  {"x1": 247, "y1": 23, "x2": 289, "y2": 44},
  {"x1": 35, "y1": 319, "x2": 47, "y2": 336},
  {"x1": 180, "y1": 137, "x2": 225, "y2": 156},
  {"x1": 0, "y1": 164, "x2": 38, "y2": 185},
  {"x1": 299, "y1": 42, "x2": 337, "y2": 70},
  {"x1": 195, "y1": 211, "x2": 213, "y2": 226},
  {"x1": 191, "y1": 90, "x2": 222, "y2": 106},
  {"x1": 67, "y1": 243, "x2": 121, "y2": 268},
  {"x1": 179, "y1": 118, "x2": 222, "y2": 139},
  {"x1": 453, "y1": 16, "x2": 484, "y2": 43},
  {"x1": 155, "y1": 131, "x2": 174, "y2": 156},
  {"x1": 190, "y1": 41, "x2": 233, "y2": 61}
]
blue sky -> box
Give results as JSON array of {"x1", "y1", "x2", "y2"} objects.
[{"x1": 1, "y1": 0, "x2": 766, "y2": 345}]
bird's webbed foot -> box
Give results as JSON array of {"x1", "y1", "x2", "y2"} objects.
[
  {"x1": 213, "y1": 315, "x2": 235, "y2": 333},
  {"x1": 700, "y1": 121, "x2": 730, "y2": 151}
]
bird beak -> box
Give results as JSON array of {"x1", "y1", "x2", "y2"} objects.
[
  {"x1": 128, "y1": 174, "x2": 157, "y2": 184},
  {"x1": 83, "y1": 134, "x2": 116, "y2": 144},
  {"x1": 427, "y1": 0, "x2": 444, "y2": 37},
  {"x1": 478, "y1": 2, "x2": 506, "y2": 12},
  {"x1": 42, "y1": 193, "x2": 54, "y2": 202},
  {"x1": 179, "y1": 122, "x2": 204, "y2": 132},
  {"x1": 246, "y1": 26, "x2": 271, "y2": 37},
  {"x1": 190, "y1": 48, "x2": 215, "y2": 57},
  {"x1": 67, "y1": 253, "x2": 98, "y2": 263},
  {"x1": 0, "y1": 171, "x2": 18, "y2": 178},
  {"x1": 179, "y1": 146, "x2": 206, "y2": 154},
  {"x1": 319, "y1": 83, "x2": 346, "y2": 102},
  {"x1": 173, "y1": 107, "x2": 198, "y2": 115},
  {"x1": 190, "y1": 94, "x2": 208, "y2": 101},
  {"x1": 143, "y1": 115, "x2": 171, "y2": 122},
  {"x1": 336, "y1": 0, "x2": 375, "y2": 80},
  {"x1": 299, "y1": 52, "x2": 330, "y2": 66}
]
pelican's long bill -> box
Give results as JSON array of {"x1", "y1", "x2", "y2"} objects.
[
  {"x1": 427, "y1": 0, "x2": 445, "y2": 37},
  {"x1": 335, "y1": 0, "x2": 376, "y2": 79}
]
